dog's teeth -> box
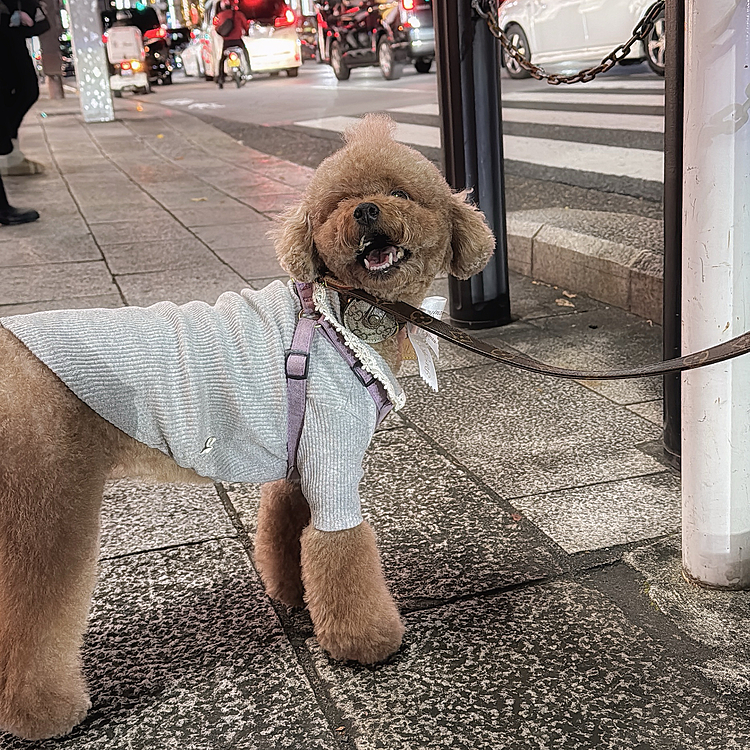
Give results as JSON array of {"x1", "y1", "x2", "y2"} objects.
[{"x1": 364, "y1": 257, "x2": 372, "y2": 270}]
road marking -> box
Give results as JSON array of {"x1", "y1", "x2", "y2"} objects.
[
  {"x1": 390, "y1": 103, "x2": 440, "y2": 115},
  {"x1": 307, "y1": 84, "x2": 431, "y2": 94},
  {"x1": 296, "y1": 116, "x2": 441, "y2": 148},
  {"x1": 504, "y1": 134, "x2": 663, "y2": 181},
  {"x1": 556, "y1": 78, "x2": 664, "y2": 90},
  {"x1": 501, "y1": 107, "x2": 663, "y2": 132},
  {"x1": 296, "y1": 114, "x2": 662, "y2": 181},
  {"x1": 502, "y1": 91, "x2": 664, "y2": 106},
  {"x1": 389, "y1": 102, "x2": 664, "y2": 132},
  {"x1": 158, "y1": 98, "x2": 226, "y2": 110}
]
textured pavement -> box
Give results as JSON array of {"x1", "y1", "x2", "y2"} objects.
[{"x1": 1, "y1": 95, "x2": 750, "y2": 749}]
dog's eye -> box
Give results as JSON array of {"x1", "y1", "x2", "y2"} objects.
[{"x1": 390, "y1": 189, "x2": 410, "y2": 200}]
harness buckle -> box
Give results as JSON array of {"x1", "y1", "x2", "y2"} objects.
[
  {"x1": 286, "y1": 349, "x2": 310, "y2": 380},
  {"x1": 351, "y1": 364, "x2": 376, "y2": 388}
]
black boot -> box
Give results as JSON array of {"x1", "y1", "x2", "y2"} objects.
[{"x1": 0, "y1": 205, "x2": 40, "y2": 225}]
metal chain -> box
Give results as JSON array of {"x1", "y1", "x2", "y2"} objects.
[{"x1": 472, "y1": 0, "x2": 665, "y2": 85}]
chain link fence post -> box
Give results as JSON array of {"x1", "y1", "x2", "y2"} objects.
[
  {"x1": 682, "y1": 0, "x2": 750, "y2": 588},
  {"x1": 662, "y1": 0, "x2": 684, "y2": 468},
  {"x1": 434, "y1": 0, "x2": 512, "y2": 329}
]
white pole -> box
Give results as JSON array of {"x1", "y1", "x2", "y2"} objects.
[
  {"x1": 67, "y1": 0, "x2": 115, "y2": 123},
  {"x1": 682, "y1": 0, "x2": 750, "y2": 588}
]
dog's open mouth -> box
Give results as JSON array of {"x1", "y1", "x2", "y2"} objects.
[{"x1": 357, "y1": 233, "x2": 410, "y2": 274}]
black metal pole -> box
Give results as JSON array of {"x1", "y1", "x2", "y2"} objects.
[
  {"x1": 434, "y1": 0, "x2": 464, "y2": 189},
  {"x1": 435, "y1": 0, "x2": 512, "y2": 328},
  {"x1": 663, "y1": 0, "x2": 684, "y2": 468}
]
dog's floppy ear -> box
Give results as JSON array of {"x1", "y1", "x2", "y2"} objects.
[
  {"x1": 274, "y1": 202, "x2": 321, "y2": 281},
  {"x1": 448, "y1": 190, "x2": 495, "y2": 279}
]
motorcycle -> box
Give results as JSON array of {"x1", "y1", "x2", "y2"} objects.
[{"x1": 218, "y1": 44, "x2": 247, "y2": 88}]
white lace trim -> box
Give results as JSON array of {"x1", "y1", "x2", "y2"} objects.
[{"x1": 311, "y1": 282, "x2": 406, "y2": 411}]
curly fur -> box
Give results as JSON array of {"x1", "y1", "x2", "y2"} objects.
[{"x1": 0, "y1": 114, "x2": 493, "y2": 740}]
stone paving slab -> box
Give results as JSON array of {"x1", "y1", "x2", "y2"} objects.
[
  {"x1": 484, "y1": 308, "x2": 663, "y2": 407},
  {"x1": 88, "y1": 219, "x2": 195, "y2": 247},
  {"x1": 100, "y1": 238, "x2": 219, "y2": 275},
  {"x1": 512, "y1": 471, "x2": 680, "y2": 553},
  {"x1": 115, "y1": 263, "x2": 247, "y2": 307},
  {"x1": 0, "y1": 235, "x2": 102, "y2": 265},
  {"x1": 100, "y1": 480, "x2": 235, "y2": 558},
  {"x1": 0, "y1": 261, "x2": 117, "y2": 307},
  {"x1": 0, "y1": 541, "x2": 337, "y2": 750},
  {"x1": 191, "y1": 221, "x2": 276, "y2": 248},
  {"x1": 308, "y1": 579, "x2": 750, "y2": 750},
  {"x1": 627, "y1": 537, "x2": 750, "y2": 701},
  {"x1": 0, "y1": 293, "x2": 124, "y2": 317},
  {"x1": 399, "y1": 363, "x2": 664, "y2": 502},
  {"x1": 213, "y1": 246, "x2": 285, "y2": 281}
]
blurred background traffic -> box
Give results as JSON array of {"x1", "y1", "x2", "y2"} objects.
[{"x1": 30, "y1": 0, "x2": 664, "y2": 93}]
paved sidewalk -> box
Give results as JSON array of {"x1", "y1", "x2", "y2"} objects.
[{"x1": 1, "y1": 96, "x2": 749, "y2": 749}]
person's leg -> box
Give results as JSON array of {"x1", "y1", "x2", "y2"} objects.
[
  {"x1": 0, "y1": 124, "x2": 39, "y2": 224},
  {"x1": 0, "y1": 175, "x2": 10, "y2": 211},
  {"x1": 7, "y1": 36, "x2": 40, "y2": 141},
  {"x1": 0, "y1": 172, "x2": 39, "y2": 225},
  {"x1": 0, "y1": 36, "x2": 43, "y2": 176},
  {"x1": 217, "y1": 41, "x2": 227, "y2": 86}
]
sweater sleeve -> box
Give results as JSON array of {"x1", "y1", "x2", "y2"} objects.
[{"x1": 295, "y1": 385, "x2": 376, "y2": 532}]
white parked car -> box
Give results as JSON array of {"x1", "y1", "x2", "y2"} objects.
[
  {"x1": 497, "y1": 0, "x2": 665, "y2": 78},
  {"x1": 180, "y1": 0, "x2": 301, "y2": 80}
]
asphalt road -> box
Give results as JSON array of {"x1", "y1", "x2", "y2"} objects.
[{"x1": 142, "y1": 60, "x2": 663, "y2": 221}]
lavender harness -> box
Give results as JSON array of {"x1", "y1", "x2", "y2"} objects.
[{"x1": 285, "y1": 282, "x2": 393, "y2": 480}]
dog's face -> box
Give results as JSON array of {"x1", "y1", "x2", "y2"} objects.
[{"x1": 274, "y1": 115, "x2": 495, "y2": 304}]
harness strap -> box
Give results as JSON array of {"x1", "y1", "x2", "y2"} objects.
[
  {"x1": 316, "y1": 319, "x2": 393, "y2": 426},
  {"x1": 285, "y1": 282, "x2": 392, "y2": 481}
]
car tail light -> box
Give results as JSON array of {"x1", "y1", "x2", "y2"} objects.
[
  {"x1": 402, "y1": 0, "x2": 414, "y2": 9},
  {"x1": 131, "y1": 60, "x2": 142, "y2": 70},
  {"x1": 102, "y1": 32, "x2": 108, "y2": 44},
  {"x1": 121, "y1": 60, "x2": 131, "y2": 70},
  {"x1": 274, "y1": 7, "x2": 295, "y2": 27},
  {"x1": 144, "y1": 27, "x2": 167, "y2": 40}
]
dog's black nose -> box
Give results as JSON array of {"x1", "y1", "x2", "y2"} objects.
[{"x1": 353, "y1": 202, "x2": 380, "y2": 226}]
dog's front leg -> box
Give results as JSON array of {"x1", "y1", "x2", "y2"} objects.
[
  {"x1": 255, "y1": 479, "x2": 311, "y2": 607},
  {"x1": 300, "y1": 521, "x2": 404, "y2": 664}
]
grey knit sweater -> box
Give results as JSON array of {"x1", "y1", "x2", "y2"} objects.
[{"x1": 0, "y1": 281, "x2": 403, "y2": 532}]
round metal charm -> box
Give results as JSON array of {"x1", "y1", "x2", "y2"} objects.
[{"x1": 343, "y1": 299, "x2": 400, "y2": 344}]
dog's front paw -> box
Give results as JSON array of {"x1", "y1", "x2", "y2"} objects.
[
  {"x1": 0, "y1": 678, "x2": 90, "y2": 740},
  {"x1": 315, "y1": 599, "x2": 405, "y2": 664},
  {"x1": 301, "y1": 522, "x2": 404, "y2": 664}
]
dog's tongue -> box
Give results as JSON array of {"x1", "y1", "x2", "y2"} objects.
[{"x1": 364, "y1": 246, "x2": 397, "y2": 271}]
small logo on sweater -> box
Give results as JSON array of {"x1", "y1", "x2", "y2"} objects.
[{"x1": 200, "y1": 437, "x2": 217, "y2": 454}]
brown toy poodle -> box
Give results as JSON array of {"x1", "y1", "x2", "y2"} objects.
[{"x1": 0, "y1": 114, "x2": 494, "y2": 740}]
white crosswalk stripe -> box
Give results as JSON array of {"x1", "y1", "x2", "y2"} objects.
[
  {"x1": 500, "y1": 108, "x2": 663, "y2": 133},
  {"x1": 501, "y1": 91, "x2": 664, "y2": 106},
  {"x1": 294, "y1": 75, "x2": 666, "y2": 198}
]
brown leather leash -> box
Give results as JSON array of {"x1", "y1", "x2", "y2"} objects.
[{"x1": 324, "y1": 278, "x2": 750, "y2": 381}]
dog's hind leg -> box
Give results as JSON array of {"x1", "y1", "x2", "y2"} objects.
[
  {"x1": 255, "y1": 480, "x2": 311, "y2": 607},
  {"x1": 0, "y1": 331, "x2": 112, "y2": 739},
  {"x1": 300, "y1": 521, "x2": 404, "y2": 664}
]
